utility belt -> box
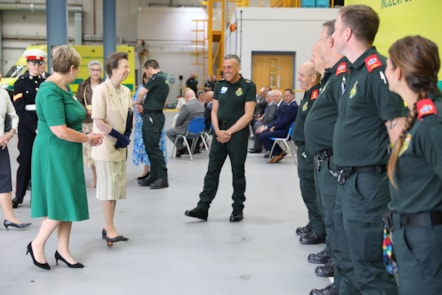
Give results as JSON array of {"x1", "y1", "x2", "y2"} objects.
[
  {"x1": 316, "y1": 148, "x2": 333, "y2": 161},
  {"x1": 384, "y1": 211, "x2": 442, "y2": 231},
  {"x1": 143, "y1": 109, "x2": 163, "y2": 114},
  {"x1": 25, "y1": 104, "x2": 36, "y2": 111},
  {"x1": 315, "y1": 148, "x2": 336, "y2": 177},
  {"x1": 218, "y1": 119, "x2": 236, "y2": 129},
  {"x1": 336, "y1": 165, "x2": 386, "y2": 185}
]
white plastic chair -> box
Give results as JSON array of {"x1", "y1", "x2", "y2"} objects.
[{"x1": 267, "y1": 121, "x2": 297, "y2": 165}]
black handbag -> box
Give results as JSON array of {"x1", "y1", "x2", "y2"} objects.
[
  {"x1": 125, "y1": 108, "x2": 133, "y2": 136},
  {"x1": 4, "y1": 114, "x2": 12, "y2": 132}
]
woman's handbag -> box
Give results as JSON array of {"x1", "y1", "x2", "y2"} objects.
[
  {"x1": 4, "y1": 114, "x2": 12, "y2": 132},
  {"x1": 124, "y1": 108, "x2": 134, "y2": 136}
]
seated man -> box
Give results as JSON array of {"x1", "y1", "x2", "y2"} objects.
[
  {"x1": 166, "y1": 88, "x2": 205, "y2": 156},
  {"x1": 249, "y1": 90, "x2": 285, "y2": 153},
  {"x1": 259, "y1": 88, "x2": 298, "y2": 163}
]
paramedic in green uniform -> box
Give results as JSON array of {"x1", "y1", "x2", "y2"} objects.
[
  {"x1": 136, "y1": 60, "x2": 169, "y2": 190},
  {"x1": 305, "y1": 20, "x2": 348, "y2": 295},
  {"x1": 332, "y1": 5, "x2": 405, "y2": 294},
  {"x1": 185, "y1": 54, "x2": 256, "y2": 222},
  {"x1": 292, "y1": 61, "x2": 325, "y2": 245},
  {"x1": 386, "y1": 35, "x2": 442, "y2": 295}
]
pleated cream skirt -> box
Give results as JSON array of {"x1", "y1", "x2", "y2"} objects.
[{"x1": 95, "y1": 160, "x2": 127, "y2": 201}]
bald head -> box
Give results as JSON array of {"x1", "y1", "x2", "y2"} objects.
[
  {"x1": 297, "y1": 61, "x2": 320, "y2": 91},
  {"x1": 184, "y1": 88, "x2": 196, "y2": 101}
]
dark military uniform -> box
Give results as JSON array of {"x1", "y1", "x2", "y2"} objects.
[
  {"x1": 333, "y1": 47, "x2": 404, "y2": 294},
  {"x1": 142, "y1": 71, "x2": 169, "y2": 182},
  {"x1": 292, "y1": 83, "x2": 325, "y2": 237},
  {"x1": 197, "y1": 76, "x2": 256, "y2": 211},
  {"x1": 13, "y1": 71, "x2": 46, "y2": 207},
  {"x1": 389, "y1": 95, "x2": 442, "y2": 295},
  {"x1": 304, "y1": 57, "x2": 349, "y2": 290}
]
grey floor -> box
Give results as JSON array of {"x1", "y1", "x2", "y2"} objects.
[{"x1": 1, "y1": 112, "x2": 331, "y2": 295}]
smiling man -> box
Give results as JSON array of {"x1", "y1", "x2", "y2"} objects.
[{"x1": 185, "y1": 54, "x2": 256, "y2": 222}]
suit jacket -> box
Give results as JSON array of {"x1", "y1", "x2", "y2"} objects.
[
  {"x1": 273, "y1": 100, "x2": 298, "y2": 132},
  {"x1": 266, "y1": 101, "x2": 287, "y2": 129},
  {"x1": 174, "y1": 98, "x2": 205, "y2": 134},
  {"x1": 91, "y1": 79, "x2": 132, "y2": 162}
]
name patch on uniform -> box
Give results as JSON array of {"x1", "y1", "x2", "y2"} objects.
[
  {"x1": 235, "y1": 87, "x2": 243, "y2": 96},
  {"x1": 364, "y1": 54, "x2": 382, "y2": 72},
  {"x1": 13, "y1": 93, "x2": 23, "y2": 102},
  {"x1": 417, "y1": 98, "x2": 437, "y2": 120},
  {"x1": 336, "y1": 62, "x2": 347, "y2": 76},
  {"x1": 220, "y1": 86, "x2": 228, "y2": 94},
  {"x1": 310, "y1": 89, "x2": 318, "y2": 100}
]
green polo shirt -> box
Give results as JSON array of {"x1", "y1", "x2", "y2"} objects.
[
  {"x1": 305, "y1": 57, "x2": 349, "y2": 154},
  {"x1": 389, "y1": 95, "x2": 442, "y2": 214},
  {"x1": 333, "y1": 47, "x2": 406, "y2": 167},
  {"x1": 292, "y1": 83, "x2": 320, "y2": 144},
  {"x1": 214, "y1": 76, "x2": 256, "y2": 122},
  {"x1": 143, "y1": 71, "x2": 169, "y2": 111}
]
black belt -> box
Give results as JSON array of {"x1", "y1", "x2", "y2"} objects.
[
  {"x1": 294, "y1": 141, "x2": 305, "y2": 146},
  {"x1": 399, "y1": 212, "x2": 442, "y2": 227},
  {"x1": 338, "y1": 165, "x2": 386, "y2": 173},
  {"x1": 143, "y1": 109, "x2": 163, "y2": 114},
  {"x1": 218, "y1": 119, "x2": 235, "y2": 128}
]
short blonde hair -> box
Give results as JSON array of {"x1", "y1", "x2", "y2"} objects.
[{"x1": 51, "y1": 45, "x2": 80, "y2": 74}]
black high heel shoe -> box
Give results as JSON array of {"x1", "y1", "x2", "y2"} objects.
[
  {"x1": 26, "y1": 242, "x2": 50, "y2": 270},
  {"x1": 105, "y1": 234, "x2": 129, "y2": 247},
  {"x1": 4, "y1": 219, "x2": 31, "y2": 230},
  {"x1": 137, "y1": 172, "x2": 150, "y2": 180},
  {"x1": 54, "y1": 251, "x2": 84, "y2": 268},
  {"x1": 102, "y1": 228, "x2": 106, "y2": 240}
]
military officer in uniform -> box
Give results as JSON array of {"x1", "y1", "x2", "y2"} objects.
[
  {"x1": 332, "y1": 5, "x2": 405, "y2": 294},
  {"x1": 386, "y1": 35, "x2": 442, "y2": 295},
  {"x1": 184, "y1": 54, "x2": 256, "y2": 222},
  {"x1": 292, "y1": 61, "x2": 325, "y2": 245},
  {"x1": 136, "y1": 59, "x2": 170, "y2": 190},
  {"x1": 12, "y1": 49, "x2": 47, "y2": 208},
  {"x1": 305, "y1": 20, "x2": 349, "y2": 295}
]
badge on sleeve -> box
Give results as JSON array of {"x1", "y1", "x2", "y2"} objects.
[
  {"x1": 364, "y1": 54, "x2": 382, "y2": 73},
  {"x1": 417, "y1": 98, "x2": 437, "y2": 120}
]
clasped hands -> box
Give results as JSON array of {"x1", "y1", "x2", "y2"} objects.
[
  {"x1": 89, "y1": 133, "x2": 104, "y2": 147},
  {"x1": 216, "y1": 130, "x2": 232, "y2": 144}
]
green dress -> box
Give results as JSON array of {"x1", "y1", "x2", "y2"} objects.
[{"x1": 31, "y1": 81, "x2": 89, "y2": 221}]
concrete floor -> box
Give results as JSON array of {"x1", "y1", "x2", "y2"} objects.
[{"x1": 1, "y1": 112, "x2": 330, "y2": 295}]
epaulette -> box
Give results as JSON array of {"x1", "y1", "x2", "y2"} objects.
[
  {"x1": 311, "y1": 89, "x2": 318, "y2": 100},
  {"x1": 335, "y1": 62, "x2": 347, "y2": 76},
  {"x1": 417, "y1": 98, "x2": 437, "y2": 120},
  {"x1": 364, "y1": 54, "x2": 382, "y2": 73},
  {"x1": 244, "y1": 79, "x2": 251, "y2": 83}
]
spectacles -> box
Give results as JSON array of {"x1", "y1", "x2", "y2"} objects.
[
  {"x1": 29, "y1": 61, "x2": 44, "y2": 65},
  {"x1": 90, "y1": 68, "x2": 102, "y2": 72}
]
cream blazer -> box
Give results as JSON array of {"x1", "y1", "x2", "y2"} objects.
[{"x1": 91, "y1": 79, "x2": 132, "y2": 162}]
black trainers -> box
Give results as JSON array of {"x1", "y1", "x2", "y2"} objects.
[
  {"x1": 310, "y1": 284, "x2": 338, "y2": 295},
  {"x1": 184, "y1": 207, "x2": 208, "y2": 221},
  {"x1": 296, "y1": 223, "x2": 312, "y2": 236},
  {"x1": 308, "y1": 250, "x2": 332, "y2": 264},
  {"x1": 229, "y1": 210, "x2": 243, "y2": 222},
  {"x1": 150, "y1": 178, "x2": 169, "y2": 189}
]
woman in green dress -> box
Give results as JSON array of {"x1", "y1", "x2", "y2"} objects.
[{"x1": 27, "y1": 46, "x2": 103, "y2": 270}]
